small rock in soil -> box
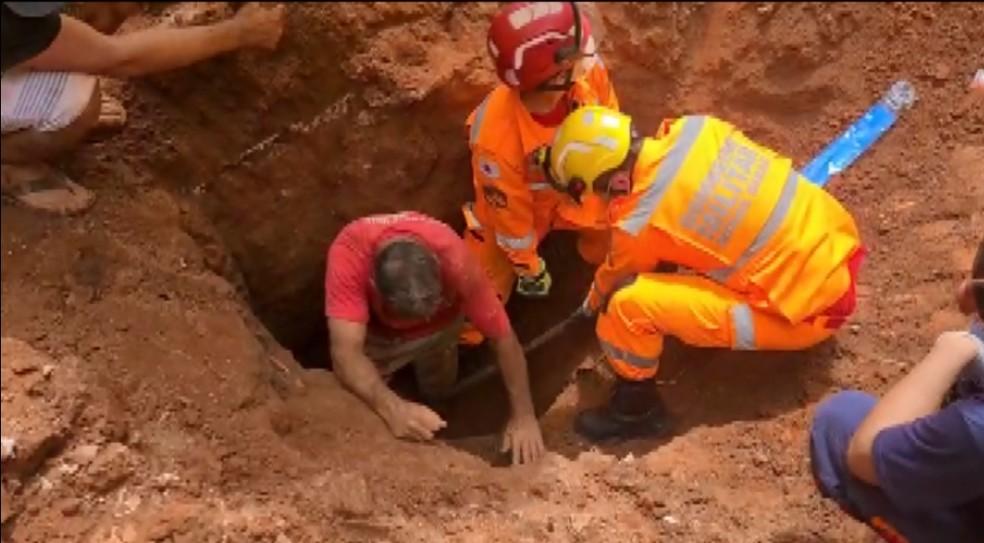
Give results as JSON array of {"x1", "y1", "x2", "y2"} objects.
[
  {"x1": 1, "y1": 339, "x2": 83, "y2": 478},
  {"x1": 68, "y1": 444, "x2": 100, "y2": 466},
  {"x1": 86, "y1": 443, "x2": 136, "y2": 494},
  {"x1": 1, "y1": 437, "x2": 16, "y2": 461},
  {"x1": 752, "y1": 452, "x2": 770, "y2": 467},
  {"x1": 61, "y1": 497, "x2": 82, "y2": 516}
]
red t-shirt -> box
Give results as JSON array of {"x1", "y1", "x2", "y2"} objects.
[{"x1": 325, "y1": 212, "x2": 511, "y2": 341}]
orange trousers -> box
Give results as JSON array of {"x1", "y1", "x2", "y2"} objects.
[{"x1": 596, "y1": 273, "x2": 838, "y2": 381}]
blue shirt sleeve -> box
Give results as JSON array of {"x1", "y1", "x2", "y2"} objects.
[
  {"x1": 872, "y1": 397, "x2": 984, "y2": 512},
  {"x1": 970, "y1": 319, "x2": 983, "y2": 342}
]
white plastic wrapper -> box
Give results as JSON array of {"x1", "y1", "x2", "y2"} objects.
[
  {"x1": 0, "y1": 436, "x2": 16, "y2": 461},
  {"x1": 972, "y1": 68, "x2": 984, "y2": 90}
]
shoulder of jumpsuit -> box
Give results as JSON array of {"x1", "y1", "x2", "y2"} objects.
[
  {"x1": 651, "y1": 114, "x2": 736, "y2": 137},
  {"x1": 606, "y1": 115, "x2": 739, "y2": 240},
  {"x1": 606, "y1": 134, "x2": 676, "y2": 236},
  {"x1": 467, "y1": 85, "x2": 527, "y2": 176},
  {"x1": 577, "y1": 54, "x2": 615, "y2": 97}
]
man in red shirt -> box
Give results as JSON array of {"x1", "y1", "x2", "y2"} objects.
[{"x1": 325, "y1": 212, "x2": 544, "y2": 465}]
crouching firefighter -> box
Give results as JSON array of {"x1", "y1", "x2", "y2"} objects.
[
  {"x1": 541, "y1": 106, "x2": 866, "y2": 442},
  {"x1": 460, "y1": 2, "x2": 621, "y2": 347}
]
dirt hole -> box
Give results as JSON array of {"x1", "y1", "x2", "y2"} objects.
[{"x1": 262, "y1": 231, "x2": 599, "y2": 438}]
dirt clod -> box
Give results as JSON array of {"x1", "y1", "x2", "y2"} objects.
[{"x1": 1, "y1": 339, "x2": 84, "y2": 479}]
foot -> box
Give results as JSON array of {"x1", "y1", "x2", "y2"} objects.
[
  {"x1": 574, "y1": 404, "x2": 672, "y2": 443},
  {"x1": 1, "y1": 163, "x2": 95, "y2": 216}
]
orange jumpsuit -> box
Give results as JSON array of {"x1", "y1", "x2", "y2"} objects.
[
  {"x1": 462, "y1": 57, "x2": 620, "y2": 304},
  {"x1": 591, "y1": 115, "x2": 864, "y2": 381}
]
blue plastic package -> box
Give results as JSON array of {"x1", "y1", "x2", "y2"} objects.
[{"x1": 802, "y1": 80, "x2": 917, "y2": 187}]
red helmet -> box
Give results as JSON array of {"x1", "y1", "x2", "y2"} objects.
[{"x1": 487, "y1": 2, "x2": 593, "y2": 92}]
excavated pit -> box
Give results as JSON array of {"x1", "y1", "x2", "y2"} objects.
[
  {"x1": 120, "y1": 1, "x2": 981, "y2": 439},
  {"x1": 122, "y1": 2, "x2": 669, "y2": 438}
]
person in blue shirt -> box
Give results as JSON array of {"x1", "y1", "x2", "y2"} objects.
[{"x1": 810, "y1": 238, "x2": 984, "y2": 543}]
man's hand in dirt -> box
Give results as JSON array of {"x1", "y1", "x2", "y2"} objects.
[
  {"x1": 234, "y1": 3, "x2": 286, "y2": 50},
  {"x1": 382, "y1": 399, "x2": 447, "y2": 442},
  {"x1": 501, "y1": 414, "x2": 545, "y2": 465}
]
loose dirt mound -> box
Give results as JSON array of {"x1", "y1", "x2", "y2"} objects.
[{"x1": 2, "y1": 3, "x2": 982, "y2": 542}]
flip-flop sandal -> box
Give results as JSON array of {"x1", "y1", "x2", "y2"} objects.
[{"x1": 1, "y1": 166, "x2": 95, "y2": 216}]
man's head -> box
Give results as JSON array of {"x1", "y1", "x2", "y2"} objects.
[
  {"x1": 545, "y1": 105, "x2": 639, "y2": 204},
  {"x1": 487, "y1": 2, "x2": 595, "y2": 94},
  {"x1": 373, "y1": 239, "x2": 443, "y2": 321}
]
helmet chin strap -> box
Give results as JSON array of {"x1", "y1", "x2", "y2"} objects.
[
  {"x1": 567, "y1": 178, "x2": 587, "y2": 204},
  {"x1": 536, "y1": 68, "x2": 576, "y2": 92},
  {"x1": 537, "y1": 2, "x2": 583, "y2": 93},
  {"x1": 608, "y1": 170, "x2": 632, "y2": 196}
]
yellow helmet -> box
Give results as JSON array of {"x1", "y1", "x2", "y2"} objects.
[{"x1": 548, "y1": 105, "x2": 633, "y2": 200}]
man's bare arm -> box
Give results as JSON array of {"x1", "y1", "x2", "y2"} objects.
[
  {"x1": 490, "y1": 330, "x2": 545, "y2": 464},
  {"x1": 846, "y1": 332, "x2": 978, "y2": 484},
  {"x1": 490, "y1": 331, "x2": 536, "y2": 420},
  {"x1": 328, "y1": 319, "x2": 446, "y2": 441},
  {"x1": 329, "y1": 319, "x2": 401, "y2": 418},
  {"x1": 24, "y1": 4, "x2": 283, "y2": 78}
]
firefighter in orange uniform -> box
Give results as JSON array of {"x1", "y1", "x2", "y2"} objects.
[
  {"x1": 461, "y1": 2, "x2": 620, "y2": 345},
  {"x1": 545, "y1": 105, "x2": 866, "y2": 442}
]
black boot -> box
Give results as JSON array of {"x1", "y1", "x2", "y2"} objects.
[{"x1": 574, "y1": 377, "x2": 671, "y2": 443}]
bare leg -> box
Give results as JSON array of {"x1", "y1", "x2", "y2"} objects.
[
  {"x1": 1, "y1": 79, "x2": 124, "y2": 215},
  {"x1": 2, "y1": 79, "x2": 103, "y2": 164}
]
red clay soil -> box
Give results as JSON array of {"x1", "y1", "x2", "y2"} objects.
[{"x1": 2, "y1": 2, "x2": 983, "y2": 542}]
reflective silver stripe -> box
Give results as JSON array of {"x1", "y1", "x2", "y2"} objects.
[
  {"x1": 706, "y1": 169, "x2": 800, "y2": 283},
  {"x1": 600, "y1": 339, "x2": 660, "y2": 369},
  {"x1": 620, "y1": 116, "x2": 707, "y2": 235},
  {"x1": 529, "y1": 182, "x2": 551, "y2": 191},
  {"x1": 496, "y1": 232, "x2": 535, "y2": 250},
  {"x1": 469, "y1": 96, "x2": 491, "y2": 145},
  {"x1": 588, "y1": 281, "x2": 600, "y2": 296},
  {"x1": 731, "y1": 303, "x2": 756, "y2": 350},
  {"x1": 680, "y1": 135, "x2": 770, "y2": 247}
]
